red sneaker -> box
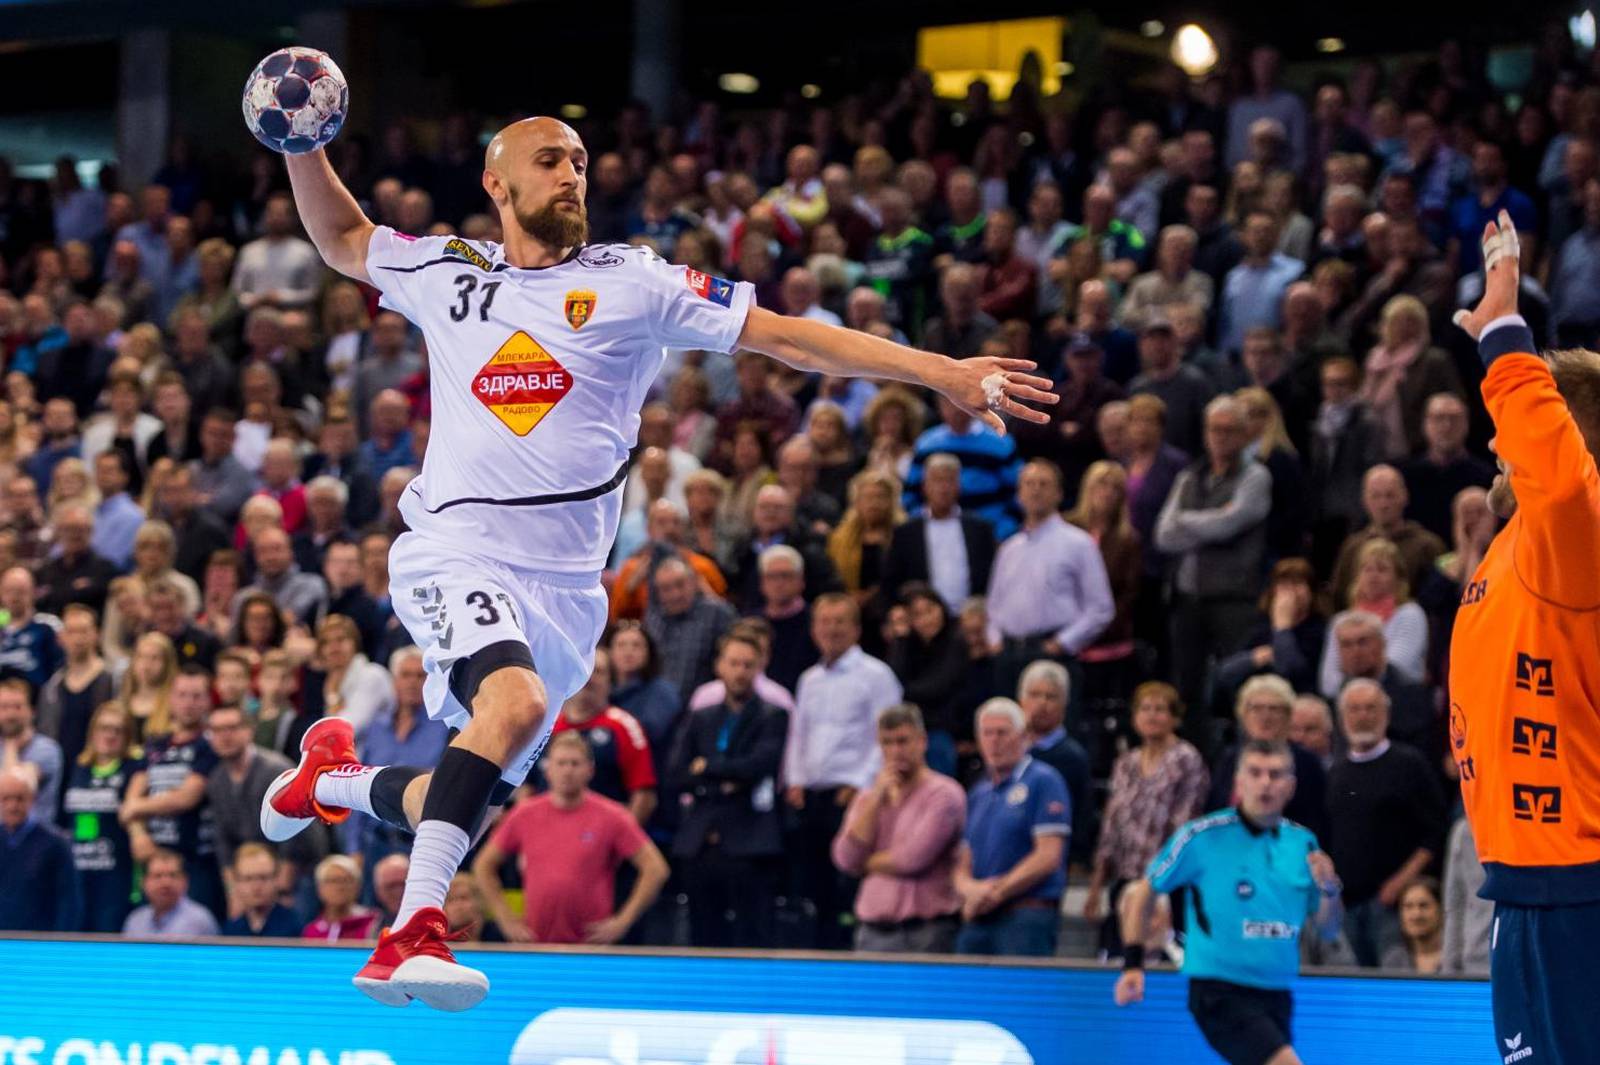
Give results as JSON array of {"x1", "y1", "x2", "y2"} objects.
[
  {"x1": 352, "y1": 907, "x2": 488, "y2": 1011},
  {"x1": 259, "y1": 717, "x2": 359, "y2": 842}
]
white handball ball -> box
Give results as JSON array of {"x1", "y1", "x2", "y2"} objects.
[{"x1": 241, "y1": 46, "x2": 349, "y2": 155}]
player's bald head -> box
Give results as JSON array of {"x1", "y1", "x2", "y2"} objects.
[{"x1": 485, "y1": 117, "x2": 582, "y2": 174}]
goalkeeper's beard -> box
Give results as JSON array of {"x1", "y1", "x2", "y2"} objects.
[{"x1": 517, "y1": 197, "x2": 589, "y2": 249}]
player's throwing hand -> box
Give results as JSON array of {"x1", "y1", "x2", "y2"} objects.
[
  {"x1": 1114, "y1": 968, "x2": 1146, "y2": 1006},
  {"x1": 935, "y1": 356, "x2": 1059, "y2": 434},
  {"x1": 1453, "y1": 208, "x2": 1522, "y2": 341}
]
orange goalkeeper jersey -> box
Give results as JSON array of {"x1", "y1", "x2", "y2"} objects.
[{"x1": 1451, "y1": 342, "x2": 1600, "y2": 905}]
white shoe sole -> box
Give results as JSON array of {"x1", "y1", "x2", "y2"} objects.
[
  {"x1": 257, "y1": 718, "x2": 353, "y2": 843},
  {"x1": 354, "y1": 956, "x2": 489, "y2": 1012},
  {"x1": 259, "y1": 768, "x2": 313, "y2": 843}
]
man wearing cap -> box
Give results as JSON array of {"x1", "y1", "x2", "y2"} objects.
[
  {"x1": 1130, "y1": 315, "x2": 1217, "y2": 456},
  {"x1": 1011, "y1": 332, "x2": 1126, "y2": 502}
]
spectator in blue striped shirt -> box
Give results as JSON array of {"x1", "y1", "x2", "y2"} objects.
[{"x1": 903, "y1": 391, "x2": 1022, "y2": 541}]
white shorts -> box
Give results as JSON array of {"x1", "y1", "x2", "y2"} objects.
[{"x1": 388, "y1": 531, "x2": 609, "y2": 786}]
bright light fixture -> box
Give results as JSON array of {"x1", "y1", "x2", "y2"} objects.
[
  {"x1": 1171, "y1": 24, "x2": 1218, "y2": 77},
  {"x1": 1573, "y1": 10, "x2": 1597, "y2": 51},
  {"x1": 718, "y1": 72, "x2": 760, "y2": 94},
  {"x1": 1140, "y1": 20, "x2": 1165, "y2": 37},
  {"x1": 1316, "y1": 37, "x2": 1346, "y2": 53},
  {"x1": 800, "y1": 83, "x2": 822, "y2": 99},
  {"x1": 559, "y1": 104, "x2": 587, "y2": 120}
]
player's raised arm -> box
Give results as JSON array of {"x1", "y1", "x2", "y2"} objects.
[
  {"x1": 737, "y1": 306, "x2": 1057, "y2": 434},
  {"x1": 284, "y1": 150, "x2": 376, "y2": 285}
]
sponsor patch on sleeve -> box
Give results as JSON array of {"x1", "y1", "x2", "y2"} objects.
[{"x1": 686, "y1": 269, "x2": 735, "y2": 307}]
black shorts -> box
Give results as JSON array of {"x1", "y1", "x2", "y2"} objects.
[{"x1": 1188, "y1": 978, "x2": 1293, "y2": 1065}]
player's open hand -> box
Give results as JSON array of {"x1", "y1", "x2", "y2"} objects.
[
  {"x1": 1453, "y1": 208, "x2": 1522, "y2": 341},
  {"x1": 1113, "y1": 969, "x2": 1145, "y2": 1006},
  {"x1": 937, "y1": 357, "x2": 1058, "y2": 435}
]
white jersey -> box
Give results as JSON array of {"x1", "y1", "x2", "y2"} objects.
[{"x1": 366, "y1": 226, "x2": 754, "y2": 572}]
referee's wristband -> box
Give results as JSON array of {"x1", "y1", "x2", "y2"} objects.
[{"x1": 1123, "y1": 945, "x2": 1145, "y2": 970}]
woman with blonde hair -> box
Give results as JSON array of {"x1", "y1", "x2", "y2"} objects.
[
  {"x1": 172, "y1": 238, "x2": 242, "y2": 353},
  {"x1": 313, "y1": 614, "x2": 395, "y2": 733},
  {"x1": 1236, "y1": 384, "x2": 1308, "y2": 560},
  {"x1": 0, "y1": 399, "x2": 35, "y2": 469},
  {"x1": 60, "y1": 702, "x2": 145, "y2": 931},
  {"x1": 1319, "y1": 538, "x2": 1429, "y2": 694},
  {"x1": 805, "y1": 399, "x2": 857, "y2": 505},
  {"x1": 862, "y1": 385, "x2": 924, "y2": 482},
  {"x1": 827, "y1": 469, "x2": 905, "y2": 608},
  {"x1": 1066, "y1": 461, "x2": 1142, "y2": 753},
  {"x1": 119, "y1": 631, "x2": 178, "y2": 740},
  {"x1": 47, "y1": 456, "x2": 100, "y2": 517},
  {"x1": 100, "y1": 576, "x2": 147, "y2": 671},
  {"x1": 1360, "y1": 294, "x2": 1463, "y2": 459},
  {"x1": 682, "y1": 468, "x2": 736, "y2": 565}
]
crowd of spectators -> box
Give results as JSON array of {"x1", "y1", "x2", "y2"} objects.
[{"x1": 6, "y1": 26, "x2": 1596, "y2": 972}]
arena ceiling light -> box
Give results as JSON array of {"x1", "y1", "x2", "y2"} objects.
[
  {"x1": 718, "y1": 73, "x2": 760, "y2": 94},
  {"x1": 1171, "y1": 23, "x2": 1218, "y2": 77},
  {"x1": 1316, "y1": 37, "x2": 1346, "y2": 53},
  {"x1": 1140, "y1": 20, "x2": 1165, "y2": 37},
  {"x1": 1572, "y1": 10, "x2": 1597, "y2": 51},
  {"x1": 801, "y1": 84, "x2": 822, "y2": 99},
  {"x1": 559, "y1": 104, "x2": 588, "y2": 120}
]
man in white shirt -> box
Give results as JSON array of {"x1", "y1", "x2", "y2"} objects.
[
  {"x1": 986, "y1": 459, "x2": 1115, "y2": 699},
  {"x1": 785, "y1": 592, "x2": 903, "y2": 949},
  {"x1": 881, "y1": 453, "x2": 996, "y2": 611},
  {"x1": 232, "y1": 192, "x2": 323, "y2": 311}
]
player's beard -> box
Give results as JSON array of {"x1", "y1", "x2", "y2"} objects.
[
  {"x1": 515, "y1": 192, "x2": 589, "y2": 248},
  {"x1": 1488, "y1": 467, "x2": 1518, "y2": 518}
]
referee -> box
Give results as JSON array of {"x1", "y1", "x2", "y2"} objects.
[{"x1": 1114, "y1": 739, "x2": 1344, "y2": 1065}]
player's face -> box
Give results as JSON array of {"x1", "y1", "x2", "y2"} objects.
[
  {"x1": 490, "y1": 124, "x2": 590, "y2": 248},
  {"x1": 1235, "y1": 753, "x2": 1295, "y2": 819}
]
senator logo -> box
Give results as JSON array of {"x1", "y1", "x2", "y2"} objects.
[
  {"x1": 1515, "y1": 653, "x2": 1555, "y2": 696},
  {"x1": 1511, "y1": 718, "x2": 1558, "y2": 760},
  {"x1": 1512, "y1": 783, "x2": 1562, "y2": 824},
  {"x1": 563, "y1": 289, "x2": 596, "y2": 331},
  {"x1": 444, "y1": 237, "x2": 494, "y2": 271},
  {"x1": 508, "y1": 1008, "x2": 1034, "y2": 1065},
  {"x1": 472, "y1": 331, "x2": 571, "y2": 436}
]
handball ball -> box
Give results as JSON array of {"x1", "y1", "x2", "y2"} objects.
[{"x1": 242, "y1": 47, "x2": 348, "y2": 154}]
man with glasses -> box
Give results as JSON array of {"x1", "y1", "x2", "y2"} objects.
[
  {"x1": 1206, "y1": 675, "x2": 1329, "y2": 844},
  {"x1": 221, "y1": 843, "x2": 301, "y2": 937}
]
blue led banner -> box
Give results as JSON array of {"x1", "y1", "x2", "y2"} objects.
[{"x1": 0, "y1": 939, "x2": 1497, "y2": 1064}]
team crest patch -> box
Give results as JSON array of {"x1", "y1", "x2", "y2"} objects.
[
  {"x1": 444, "y1": 237, "x2": 493, "y2": 271},
  {"x1": 685, "y1": 269, "x2": 735, "y2": 307},
  {"x1": 472, "y1": 331, "x2": 571, "y2": 436},
  {"x1": 564, "y1": 289, "x2": 597, "y2": 330}
]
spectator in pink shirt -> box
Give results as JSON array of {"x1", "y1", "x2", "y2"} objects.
[
  {"x1": 688, "y1": 617, "x2": 797, "y2": 714},
  {"x1": 302, "y1": 854, "x2": 378, "y2": 942},
  {"x1": 832, "y1": 704, "x2": 966, "y2": 953}
]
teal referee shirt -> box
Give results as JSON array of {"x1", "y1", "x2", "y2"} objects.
[{"x1": 1146, "y1": 808, "x2": 1321, "y2": 990}]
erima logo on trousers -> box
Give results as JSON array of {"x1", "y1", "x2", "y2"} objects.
[{"x1": 1504, "y1": 1033, "x2": 1532, "y2": 1063}]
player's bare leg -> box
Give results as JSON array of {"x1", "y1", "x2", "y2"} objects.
[
  {"x1": 1265, "y1": 1047, "x2": 1304, "y2": 1065},
  {"x1": 262, "y1": 657, "x2": 548, "y2": 1011}
]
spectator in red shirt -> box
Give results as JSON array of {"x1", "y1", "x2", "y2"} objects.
[
  {"x1": 977, "y1": 208, "x2": 1037, "y2": 323},
  {"x1": 549, "y1": 648, "x2": 657, "y2": 825},
  {"x1": 473, "y1": 732, "x2": 669, "y2": 944},
  {"x1": 302, "y1": 854, "x2": 378, "y2": 941},
  {"x1": 253, "y1": 438, "x2": 307, "y2": 534}
]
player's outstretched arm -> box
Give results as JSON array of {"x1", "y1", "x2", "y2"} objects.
[
  {"x1": 737, "y1": 307, "x2": 1057, "y2": 434},
  {"x1": 284, "y1": 149, "x2": 376, "y2": 285}
]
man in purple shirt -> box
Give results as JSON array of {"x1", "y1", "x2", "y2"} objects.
[
  {"x1": 985, "y1": 459, "x2": 1115, "y2": 701},
  {"x1": 832, "y1": 704, "x2": 966, "y2": 953}
]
